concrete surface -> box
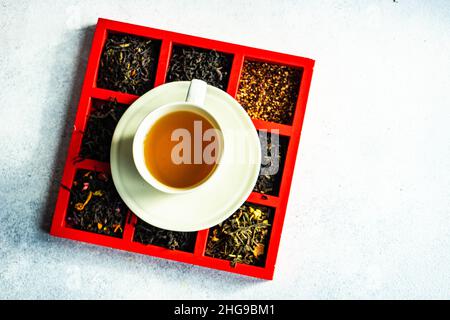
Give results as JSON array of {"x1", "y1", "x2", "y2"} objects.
[{"x1": 0, "y1": 0, "x2": 449, "y2": 299}]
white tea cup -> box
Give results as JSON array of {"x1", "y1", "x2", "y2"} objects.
[{"x1": 132, "y1": 80, "x2": 224, "y2": 194}]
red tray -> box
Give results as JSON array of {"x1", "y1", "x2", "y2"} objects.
[{"x1": 50, "y1": 18, "x2": 314, "y2": 280}]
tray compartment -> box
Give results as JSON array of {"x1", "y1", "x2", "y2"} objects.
[
  {"x1": 132, "y1": 216, "x2": 197, "y2": 253},
  {"x1": 236, "y1": 60, "x2": 303, "y2": 125},
  {"x1": 205, "y1": 202, "x2": 275, "y2": 267},
  {"x1": 78, "y1": 99, "x2": 129, "y2": 163},
  {"x1": 166, "y1": 44, "x2": 233, "y2": 91},
  {"x1": 253, "y1": 131, "x2": 289, "y2": 196},
  {"x1": 96, "y1": 33, "x2": 162, "y2": 96},
  {"x1": 65, "y1": 169, "x2": 129, "y2": 238}
]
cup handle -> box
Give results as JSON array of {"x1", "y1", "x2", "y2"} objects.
[{"x1": 186, "y1": 79, "x2": 207, "y2": 106}]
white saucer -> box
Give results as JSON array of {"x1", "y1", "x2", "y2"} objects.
[{"x1": 110, "y1": 81, "x2": 261, "y2": 232}]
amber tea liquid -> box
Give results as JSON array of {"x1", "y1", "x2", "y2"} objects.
[{"x1": 143, "y1": 110, "x2": 218, "y2": 189}]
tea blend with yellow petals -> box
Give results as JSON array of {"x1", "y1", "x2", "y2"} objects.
[
  {"x1": 65, "y1": 170, "x2": 128, "y2": 237},
  {"x1": 205, "y1": 203, "x2": 273, "y2": 266}
]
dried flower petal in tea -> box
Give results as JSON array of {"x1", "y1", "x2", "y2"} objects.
[
  {"x1": 167, "y1": 46, "x2": 232, "y2": 90},
  {"x1": 133, "y1": 218, "x2": 196, "y2": 252},
  {"x1": 205, "y1": 203, "x2": 273, "y2": 267},
  {"x1": 97, "y1": 34, "x2": 161, "y2": 95},
  {"x1": 78, "y1": 99, "x2": 127, "y2": 163},
  {"x1": 65, "y1": 170, "x2": 128, "y2": 237},
  {"x1": 236, "y1": 61, "x2": 302, "y2": 124}
]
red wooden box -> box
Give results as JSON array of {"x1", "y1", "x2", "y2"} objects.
[{"x1": 50, "y1": 18, "x2": 314, "y2": 280}]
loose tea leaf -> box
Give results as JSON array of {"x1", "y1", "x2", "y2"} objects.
[
  {"x1": 167, "y1": 46, "x2": 232, "y2": 90},
  {"x1": 66, "y1": 170, "x2": 128, "y2": 238},
  {"x1": 78, "y1": 99, "x2": 127, "y2": 163},
  {"x1": 133, "y1": 218, "x2": 196, "y2": 252},
  {"x1": 253, "y1": 131, "x2": 288, "y2": 196},
  {"x1": 97, "y1": 34, "x2": 160, "y2": 95},
  {"x1": 236, "y1": 61, "x2": 302, "y2": 124},
  {"x1": 205, "y1": 203, "x2": 273, "y2": 266}
]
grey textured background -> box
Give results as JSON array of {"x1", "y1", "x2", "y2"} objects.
[{"x1": 1, "y1": 0, "x2": 449, "y2": 299}]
